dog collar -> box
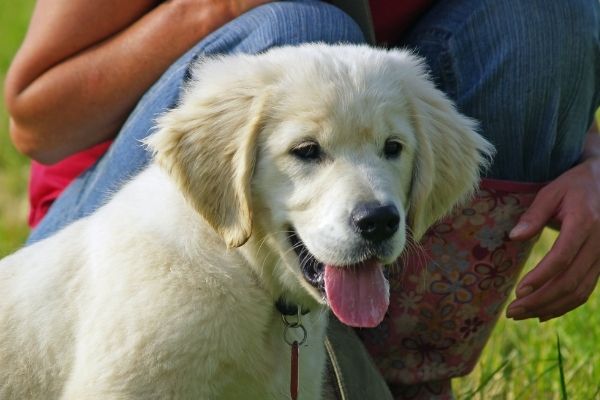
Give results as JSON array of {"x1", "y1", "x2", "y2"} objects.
[
  {"x1": 277, "y1": 297, "x2": 309, "y2": 400},
  {"x1": 275, "y1": 297, "x2": 310, "y2": 316}
]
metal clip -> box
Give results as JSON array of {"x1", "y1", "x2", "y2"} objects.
[{"x1": 282, "y1": 308, "x2": 307, "y2": 346}]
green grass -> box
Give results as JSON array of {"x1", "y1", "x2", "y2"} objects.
[
  {"x1": 0, "y1": 2, "x2": 598, "y2": 398},
  {"x1": 0, "y1": 0, "x2": 34, "y2": 255}
]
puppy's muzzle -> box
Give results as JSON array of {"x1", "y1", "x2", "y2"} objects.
[{"x1": 350, "y1": 202, "x2": 400, "y2": 243}]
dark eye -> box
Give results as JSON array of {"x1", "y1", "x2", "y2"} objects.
[
  {"x1": 291, "y1": 142, "x2": 322, "y2": 162},
  {"x1": 384, "y1": 139, "x2": 403, "y2": 159}
]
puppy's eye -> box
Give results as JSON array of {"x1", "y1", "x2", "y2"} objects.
[
  {"x1": 384, "y1": 139, "x2": 403, "y2": 159},
  {"x1": 291, "y1": 142, "x2": 322, "y2": 162}
]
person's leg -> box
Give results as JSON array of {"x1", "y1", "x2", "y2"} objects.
[
  {"x1": 406, "y1": 0, "x2": 599, "y2": 183},
  {"x1": 356, "y1": 0, "x2": 600, "y2": 398},
  {"x1": 28, "y1": 0, "x2": 365, "y2": 243}
]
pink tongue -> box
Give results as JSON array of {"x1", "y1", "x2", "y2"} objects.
[{"x1": 324, "y1": 260, "x2": 389, "y2": 328}]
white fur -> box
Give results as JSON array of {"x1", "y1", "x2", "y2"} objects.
[{"x1": 0, "y1": 44, "x2": 493, "y2": 399}]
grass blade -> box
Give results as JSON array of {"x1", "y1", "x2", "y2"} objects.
[
  {"x1": 556, "y1": 334, "x2": 568, "y2": 400},
  {"x1": 459, "y1": 359, "x2": 511, "y2": 399}
]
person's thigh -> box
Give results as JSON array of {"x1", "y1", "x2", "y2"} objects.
[
  {"x1": 28, "y1": 0, "x2": 365, "y2": 243},
  {"x1": 401, "y1": 0, "x2": 600, "y2": 182}
]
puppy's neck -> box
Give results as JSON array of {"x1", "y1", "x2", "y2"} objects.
[{"x1": 239, "y1": 232, "x2": 323, "y2": 316}]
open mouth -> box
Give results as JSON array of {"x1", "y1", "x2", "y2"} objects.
[
  {"x1": 287, "y1": 229, "x2": 325, "y2": 291},
  {"x1": 286, "y1": 227, "x2": 391, "y2": 328}
]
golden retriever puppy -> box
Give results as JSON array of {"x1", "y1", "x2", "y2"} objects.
[{"x1": 0, "y1": 44, "x2": 493, "y2": 399}]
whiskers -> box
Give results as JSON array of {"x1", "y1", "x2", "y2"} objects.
[
  {"x1": 252, "y1": 229, "x2": 297, "y2": 279},
  {"x1": 389, "y1": 226, "x2": 431, "y2": 292},
  {"x1": 252, "y1": 229, "x2": 320, "y2": 286}
]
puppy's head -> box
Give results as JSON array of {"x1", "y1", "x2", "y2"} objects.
[{"x1": 147, "y1": 44, "x2": 493, "y2": 327}]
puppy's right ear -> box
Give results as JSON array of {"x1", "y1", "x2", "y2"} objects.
[{"x1": 145, "y1": 56, "x2": 272, "y2": 248}]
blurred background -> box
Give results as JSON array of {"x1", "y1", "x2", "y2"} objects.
[
  {"x1": 0, "y1": 1, "x2": 31, "y2": 255},
  {"x1": 0, "y1": 1, "x2": 598, "y2": 398}
]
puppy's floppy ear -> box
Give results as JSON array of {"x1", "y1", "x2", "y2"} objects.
[
  {"x1": 145, "y1": 56, "x2": 272, "y2": 248},
  {"x1": 403, "y1": 56, "x2": 494, "y2": 241}
]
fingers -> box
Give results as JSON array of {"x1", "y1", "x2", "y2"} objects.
[
  {"x1": 538, "y1": 263, "x2": 599, "y2": 321},
  {"x1": 232, "y1": 0, "x2": 271, "y2": 16},
  {"x1": 508, "y1": 260, "x2": 599, "y2": 321},
  {"x1": 513, "y1": 216, "x2": 590, "y2": 298},
  {"x1": 507, "y1": 228, "x2": 600, "y2": 319},
  {"x1": 509, "y1": 186, "x2": 560, "y2": 241}
]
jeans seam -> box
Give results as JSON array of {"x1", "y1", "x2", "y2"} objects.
[
  {"x1": 556, "y1": 51, "x2": 585, "y2": 136},
  {"x1": 438, "y1": 48, "x2": 458, "y2": 101},
  {"x1": 413, "y1": 28, "x2": 459, "y2": 101}
]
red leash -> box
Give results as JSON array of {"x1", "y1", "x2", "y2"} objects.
[
  {"x1": 280, "y1": 306, "x2": 308, "y2": 400},
  {"x1": 290, "y1": 341, "x2": 299, "y2": 400}
]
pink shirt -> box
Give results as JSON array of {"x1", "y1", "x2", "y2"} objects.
[{"x1": 28, "y1": 140, "x2": 112, "y2": 227}]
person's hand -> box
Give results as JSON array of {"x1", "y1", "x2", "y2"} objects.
[
  {"x1": 227, "y1": 0, "x2": 273, "y2": 16},
  {"x1": 506, "y1": 134, "x2": 600, "y2": 322},
  {"x1": 179, "y1": 0, "x2": 273, "y2": 27}
]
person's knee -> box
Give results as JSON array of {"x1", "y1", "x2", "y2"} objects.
[
  {"x1": 408, "y1": 0, "x2": 599, "y2": 92},
  {"x1": 243, "y1": 1, "x2": 365, "y2": 48},
  {"x1": 467, "y1": 0, "x2": 599, "y2": 180},
  {"x1": 497, "y1": 0, "x2": 597, "y2": 66},
  {"x1": 457, "y1": 0, "x2": 598, "y2": 89},
  {"x1": 404, "y1": 0, "x2": 599, "y2": 181}
]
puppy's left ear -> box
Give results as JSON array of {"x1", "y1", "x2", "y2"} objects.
[
  {"x1": 403, "y1": 55, "x2": 494, "y2": 241},
  {"x1": 145, "y1": 56, "x2": 271, "y2": 248}
]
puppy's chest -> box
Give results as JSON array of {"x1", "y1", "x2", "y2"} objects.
[{"x1": 217, "y1": 311, "x2": 328, "y2": 400}]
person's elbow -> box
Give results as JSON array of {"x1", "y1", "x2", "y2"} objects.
[
  {"x1": 7, "y1": 117, "x2": 63, "y2": 164},
  {"x1": 5, "y1": 82, "x2": 62, "y2": 164}
]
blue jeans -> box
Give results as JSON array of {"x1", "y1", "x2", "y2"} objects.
[
  {"x1": 29, "y1": 0, "x2": 600, "y2": 243},
  {"x1": 401, "y1": 0, "x2": 600, "y2": 182}
]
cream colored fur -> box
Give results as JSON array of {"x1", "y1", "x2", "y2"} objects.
[{"x1": 0, "y1": 44, "x2": 493, "y2": 399}]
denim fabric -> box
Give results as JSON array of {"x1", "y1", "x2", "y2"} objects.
[
  {"x1": 31, "y1": 0, "x2": 600, "y2": 245},
  {"x1": 27, "y1": 0, "x2": 365, "y2": 243},
  {"x1": 401, "y1": 0, "x2": 600, "y2": 182}
]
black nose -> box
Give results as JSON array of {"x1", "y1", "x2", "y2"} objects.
[{"x1": 351, "y1": 203, "x2": 400, "y2": 243}]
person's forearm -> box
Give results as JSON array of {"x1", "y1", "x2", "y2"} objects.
[{"x1": 6, "y1": 1, "x2": 241, "y2": 164}]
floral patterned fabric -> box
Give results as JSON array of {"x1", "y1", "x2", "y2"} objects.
[{"x1": 356, "y1": 179, "x2": 545, "y2": 399}]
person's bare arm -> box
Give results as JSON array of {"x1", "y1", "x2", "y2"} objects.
[{"x1": 5, "y1": 0, "x2": 269, "y2": 164}]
